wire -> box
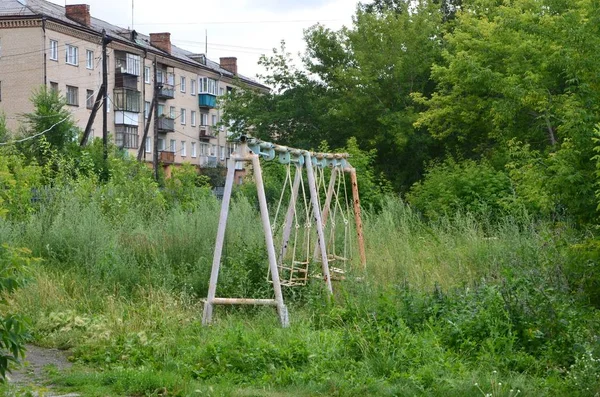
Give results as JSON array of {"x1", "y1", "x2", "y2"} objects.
[
  {"x1": 0, "y1": 39, "x2": 89, "y2": 60},
  {"x1": 134, "y1": 19, "x2": 343, "y2": 26},
  {"x1": 0, "y1": 116, "x2": 70, "y2": 146}
]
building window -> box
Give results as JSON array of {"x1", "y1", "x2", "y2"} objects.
[
  {"x1": 169, "y1": 139, "x2": 176, "y2": 153},
  {"x1": 144, "y1": 101, "x2": 151, "y2": 119},
  {"x1": 169, "y1": 106, "x2": 176, "y2": 119},
  {"x1": 65, "y1": 44, "x2": 78, "y2": 66},
  {"x1": 181, "y1": 108, "x2": 186, "y2": 125},
  {"x1": 86, "y1": 89, "x2": 94, "y2": 109},
  {"x1": 191, "y1": 79, "x2": 196, "y2": 95},
  {"x1": 144, "y1": 66, "x2": 151, "y2": 84},
  {"x1": 116, "y1": 53, "x2": 141, "y2": 76},
  {"x1": 200, "y1": 113, "x2": 208, "y2": 126},
  {"x1": 191, "y1": 111, "x2": 196, "y2": 127},
  {"x1": 145, "y1": 136, "x2": 152, "y2": 153},
  {"x1": 158, "y1": 104, "x2": 165, "y2": 117},
  {"x1": 191, "y1": 142, "x2": 197, "y2": 157},
  {"x1": 199, "y1": 77, "x2": 218, "y2": 95},
  {"x1": 66, "y1": 85, "x2": 78, "y2": 106},
  {"x1": 86, "y1": 50, "x2": 94, "y2": 69},
  {"x1": 220, "y1": 146, "x2": 225, "y2": 160},
  {"x1": 113, "y1": 89, "x2": 141, "y2": 112},
  {"x1": 49, "y1": 40, "x2": 58, "y2": 61},
  {"x1": 158, "y1": 138, "x2": 165, "y2": 151},
  {"x1": 211, "y1": 114, "x2": 217, "y2": 126},
  {"x1": 180, "y1": 76, "x2": 186, "y2": 93},
  {"x1": 219, "y1": 87, "x2": 224, "y2": 96},
  {"x1": 181, "y1": 141, "x2": 186, "y2": 157},
  {"x1": 115, "y1": 126, "x2": 139, "y2": 149},
  {"x1": 210, "y1": 144, "x2": 216, "y2": 156},
  {"x1": 50, "y1": 82, "x2": 58, "y2": 92}
]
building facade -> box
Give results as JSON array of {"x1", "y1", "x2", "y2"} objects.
[{"x1": 0, "y1": 0, "x2": 267, "y2": 169}]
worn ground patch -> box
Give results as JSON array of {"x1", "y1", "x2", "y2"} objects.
[{"x1": 6, "y1": 344, "x2": 79, "y2": 397}]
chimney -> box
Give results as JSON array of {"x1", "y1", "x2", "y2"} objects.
[
  {"x1": 150, "y1": 33, "x2": 171, "y2": 54},
  {"x1": 220, "y1": 57, "x2": 238, "y2": 75},
  {"x1": 65, "y1": 4, "x2": 91, "y2": 27}
]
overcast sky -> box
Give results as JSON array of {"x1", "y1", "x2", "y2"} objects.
[{"x1": 51, "y1": 0, "x2": 359, "y2": 82}]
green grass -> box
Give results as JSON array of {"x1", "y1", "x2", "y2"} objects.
[{"x1": 1, "y1": 192, "x2": 599, "y2": 396}]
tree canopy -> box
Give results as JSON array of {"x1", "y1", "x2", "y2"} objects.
[{"x1": 222, "y1": 0, "x2": 600, "y2": 222}]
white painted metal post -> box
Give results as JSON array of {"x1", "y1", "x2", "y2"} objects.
[
  {"x1": 278, "y1": 165, "x2": 302, "y2": 266},
  {"x1": 313, "y1": 167, "x2": 338, "y2": 261},
  {"x1": 252, "y1": 155, "x2": 289, "y2": 327},
  {"x1": 202, "y1": 156, "x2": 237, "y2": 326},
  {"x1": 305, "y1": 153, "x2": 333, "y2": 294}
]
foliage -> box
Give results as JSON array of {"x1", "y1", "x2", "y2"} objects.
[
  {"x1": 0, "y1": 154, "x2": 43, "y2": 221},
  {"x1": 18, "y1": 87, "x2": 80, "y2": 166},
  {"x1": 407, "y1": 158, "x2": 512, "y2": 220},
  {"x1": 163, "y1": 163, "x2": 212, "y2": 210},
  {"x1": 222, "y1": 2, "x2": 444, "y2": 191},
  {"x1": 0, "y1": 245, "x2": 35, "y2": 380}
]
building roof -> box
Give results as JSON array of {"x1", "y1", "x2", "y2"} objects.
[{"x1": 0, "y1": 0, "x2": 268, "y2": 90}]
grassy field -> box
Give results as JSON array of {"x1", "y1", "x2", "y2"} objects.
[{"x1": 1, "y1": 189, "x2": 599, "y2": 396}]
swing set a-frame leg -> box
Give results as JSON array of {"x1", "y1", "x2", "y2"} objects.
[
  {"x1": 202, "y1": 150, "x2": 289, "y2": 328},
  {"x1": 305, "y1": 153, "x2": 333, "y2": 294}
]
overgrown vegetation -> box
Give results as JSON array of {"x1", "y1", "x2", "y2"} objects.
[{"x1": 1, "y1": 0, "x2": 600, "y2": 395}]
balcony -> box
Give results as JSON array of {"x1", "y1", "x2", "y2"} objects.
[
  {"x1": 115, "y1": 56, "x2": 141, "y2": 76},
  {"x1": 157, "y1": 85, "x2": 175, "y2": 100},
  {"x1": 199, "y1": 156, "x2": 218, "y2": 168},
  {"x1": 159, "y1": 151, "x2": 175, "y2": 164},
  {"x1": 157, "y1": 117, "x2": 175, "y2": 133},
  {"x1": 199, "y1": 126, "x2": 217, "y2": 140},
  {"x1": 198, "y1": 93, "x2": 217, "y2": 109},
  {"x1": 115, "y1": 55, "x2": 141, "y2": 89},
  {"x1": 113, "y1": 88, "x2": 141, "y2": 112}
]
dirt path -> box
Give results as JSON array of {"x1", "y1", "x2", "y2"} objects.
[{"x1": 7, "y1": 344, "x2": 80, "y2": 397}]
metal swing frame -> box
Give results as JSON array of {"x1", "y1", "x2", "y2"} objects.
[{"x1": 202, "y1": 136, "x2": 366, "y2": 328}]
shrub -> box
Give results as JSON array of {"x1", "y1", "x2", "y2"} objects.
[
  {"x1": 0, "y1": 245, "x2": 35, "y2": 380},
  {"x1": 407, "y1": 158, "x2": 513, "y2": 221}
]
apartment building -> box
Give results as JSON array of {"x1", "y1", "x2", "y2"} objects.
[{"x1": 0, "y1": 0, "x2": 268, "y2": 170}]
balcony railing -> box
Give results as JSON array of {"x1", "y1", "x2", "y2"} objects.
[
  {"x1": 159, "y1": 151, "x2": 175, "y2": 164},
  {"x1": 199, "y1": 93, "x2": 217, "y2": 109},
  {"x1": 199, "y1": 126, "x2": 217, "y2": 140},
  {"x1": 199, "y1": 155, "x2": 218, "y2": 168},
  {"x1": 157, "y1": 117, "x2": 175, "y2": 133},
  {"x1": 157, "y1": 85, "x2": 175, "y2": 100},
  {"x1": 113, "y1": 88, "x2": 141, "y2": 113}
]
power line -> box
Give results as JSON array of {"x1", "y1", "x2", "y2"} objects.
[
  {"x1": 0, "y1": 116, "x2": 70, "y2": 146},
  {"x1": 0, "y1": 39, "x2": 90, "y2": 60},
  {"x1": 134, "y1": 19, "x2": 343, "y2": 26}
]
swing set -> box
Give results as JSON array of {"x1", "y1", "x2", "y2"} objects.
[{"x1": 202, "y1": 136, "x2": 366, "y2": 327}]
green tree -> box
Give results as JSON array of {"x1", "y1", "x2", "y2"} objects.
[
  {"x1": 414, "y1": 0, "x2": 600, "y2": 221},
  {"x1": 222, "y1": 1, "x2": 444, "y2": 191},
  {"x1": 19, "y1": 87, "x2": 80, "y2": 165}
]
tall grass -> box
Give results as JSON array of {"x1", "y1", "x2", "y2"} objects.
[{"x1": 2, "y1": 189, "x2": 598, "y2": 396}]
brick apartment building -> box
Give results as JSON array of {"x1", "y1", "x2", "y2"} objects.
[{"x1": 0, "y1": 0, "x2": 268, "y2": 169}]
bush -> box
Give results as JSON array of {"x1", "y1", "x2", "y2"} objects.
[
  {"x1": 0, "y1": 245, "x2": 35, "y2": 380},
  {"x1": 407, "y1": 159, "x2": 513, "y2": 221}
]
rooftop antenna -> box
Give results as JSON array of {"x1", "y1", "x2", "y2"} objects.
[
  {"x1": 205, "y1": 29, "x2": 208, "y2": 55},
  {"x1": 131, "y1": 0, "x2": 134, "y2": 30}
]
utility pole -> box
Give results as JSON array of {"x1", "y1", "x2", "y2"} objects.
[
  {"x1": 153, "y1": 60, "x2": 160, "y2": 181},
  {"x1": 80, "y1": 85, "x2": 104, "y2": 146},
  {"x1": 102, "y1": 29, "x2": 111, "y2": 163},
  {"x1": 137, "y1": 92, "x2": 156, "y2": 161}
]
